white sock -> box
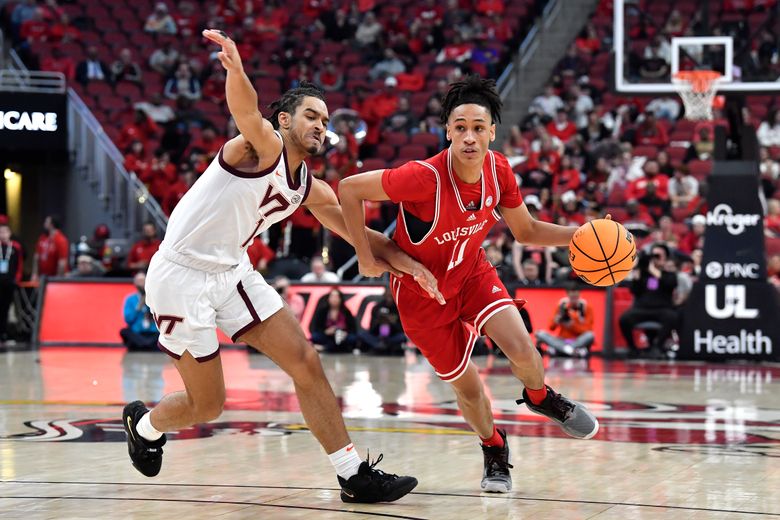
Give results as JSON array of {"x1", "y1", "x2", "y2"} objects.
[
  {"x1": 136, "y1": 411, "x2": 163, "y2": 441},
  {"x1": 328, "y1": 443, "x2": 363, "y2": 480}
]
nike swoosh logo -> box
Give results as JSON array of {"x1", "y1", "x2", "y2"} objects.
[
  {"x1": 346, "y1": 445, "x2": 354, "y2": 452},
  {"x1": 342, "y1": 489, "x2": 355, "y2": 498},
  {"x1": 126, "y1": 416, "x2": 136, "y2": 441}
]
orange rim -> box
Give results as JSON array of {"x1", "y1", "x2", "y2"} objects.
[{"x1": 673, "y1": 70, "x2": 722, "y2": 93}]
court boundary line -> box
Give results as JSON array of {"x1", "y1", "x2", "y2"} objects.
[
  {"x1": 2, "y1": 480, "x2": 777, "y2": 517},
  {"x1": 0, "y1": 495, "x2": 428, "y2": 520}
]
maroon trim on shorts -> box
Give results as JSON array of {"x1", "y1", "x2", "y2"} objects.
[
  {"x1": 157, "y1": 341, "x2": 181, "y2": 360},
  {"x1": 195, "y1": 349, "x2": 221, "y2": 363},
  {"x1": 218, "y1": 146, "x2": 280, "y2": 179},
  {"x1": 232, "y1": 281, "x2": 262, "y2": 342}
]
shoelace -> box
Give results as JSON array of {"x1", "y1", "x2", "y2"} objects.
[
  {"x1": 365, "y1": 452, "x2": 399, "y2": 482},
  {"x1": 516, "y1": 387, "x2": 575, "y2": 421},
  {"x1": 483, "y1": 447, "x2": 513, "y2": 474}
]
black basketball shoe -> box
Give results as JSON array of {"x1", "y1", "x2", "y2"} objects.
[
  {"x1": 517, "y1": 385, "x2": 599, "y2": 439},
  {"x1": 337, "y1": 453, "x2": 418, "y2": 503},
  {"x1": 481, "y1": 429, "x2": 513, "y2": 493},
  {"x1": 123, "y1": 400, "x2": 166, "y2": 477}
]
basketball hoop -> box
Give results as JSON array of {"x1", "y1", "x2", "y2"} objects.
[{"x1": 672, "y1": 70, "x2": 722, "y2": 121}]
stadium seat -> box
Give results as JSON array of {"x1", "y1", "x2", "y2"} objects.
[
  {"x1": 376, "y1": 144, "x2": 397, "y2": 162},
  {"x1": 409, "y1": 132, "x2": 440, "y2": 154},
  {"x1": 383, "y1": 132, "x2": 409, "y2": 147},
  {"x1": 360, "y1": 158, "x2": 387, "y2": 171},
  {"x1": 688, "y1": 160, "x2": 712, "y2": 180}
]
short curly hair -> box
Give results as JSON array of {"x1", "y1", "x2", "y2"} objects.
[
  {"x1": 440, "y1": 75, "x2": 502, "y2": 125},
  {"x1": 268, "y1": 81, "x2": 326, "y2": 130}
]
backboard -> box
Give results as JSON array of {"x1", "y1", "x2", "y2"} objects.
[{"x1": 613, "y1": 0, "x2": 780, "y2": 94}]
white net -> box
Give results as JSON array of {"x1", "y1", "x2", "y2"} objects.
[{"x1": 672, "y1": 71, "x2": 721, "y2": 121}]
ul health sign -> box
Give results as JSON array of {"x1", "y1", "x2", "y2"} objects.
[
  {"x1": 680, "y1": 161, "x2": 779, "y2": 361},
  {"x1": 0, "y1": 92, "x2": 67, "y2": 151}
]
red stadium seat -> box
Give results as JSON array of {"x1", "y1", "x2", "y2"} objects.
[
  {"x1": 360, "y1": 158, "x2": 387, "y2": 171},
  {"x1": 688, "y1": 160, "x2": 712, "y2": 180},
  {"x1": 632, "y1": 145, "x2": 658, "y2": 159},
  {"x1": 409, "y1": 132, "x2": 440, "y2": 154},
  {"x1": 396, "y1": 144, "x2": 429, "y2": 161},
  {"x1": 376, "y1": 144, "x2": 397, "y2": 161},
  {"x1": 383, "y1": 132, "x2": 409, "y2": 147}
]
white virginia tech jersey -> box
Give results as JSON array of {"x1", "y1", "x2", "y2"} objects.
[{"x1": 161, "y1": 132, "x2": 312, "y2": 271}]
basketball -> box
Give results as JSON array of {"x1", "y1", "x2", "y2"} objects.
[{"x1": 569, "y1": 219, "x2": 636, "y2": 287}]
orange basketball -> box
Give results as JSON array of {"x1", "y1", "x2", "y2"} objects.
[{"x1": 568, "y1": 219, "x2": 637, "y2": 287}]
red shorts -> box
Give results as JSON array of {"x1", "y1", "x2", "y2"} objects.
[{"x1": 392, "y1": 266, "x2": 516, "y2": 383}]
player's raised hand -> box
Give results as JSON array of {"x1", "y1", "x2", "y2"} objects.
[
  {"x1": 202, "y1": 29, "x2": 243, "y2": 73},
  {"x1": 410, "y1": 265, "x2": 445, "y2": 305}
]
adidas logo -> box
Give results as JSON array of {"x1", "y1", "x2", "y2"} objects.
[
  {"x1": 466, "y1": 214, "x2": 477, "y2": 221},
  {"x1": 465, "y1": 200, "x2": 477, "y2": 210},
  {"x1": 491, "y1": 285, "x2": 501, "y2": 294}
]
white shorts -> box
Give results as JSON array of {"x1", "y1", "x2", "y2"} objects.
[{"x1": 145, "y1": 252, "x2": 283, "y2": 362}]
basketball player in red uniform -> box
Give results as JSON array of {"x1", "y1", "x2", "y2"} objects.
[{"x1": 340, "y1": 76, "x2": 599, "y2": 493}]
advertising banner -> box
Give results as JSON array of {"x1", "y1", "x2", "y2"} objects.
[
  {"x1": 0, "y1": 92, "x2": 67, "y2": 151},
  {"x1": 679, "y1": 161, "x2": 780, "y2": 361}
]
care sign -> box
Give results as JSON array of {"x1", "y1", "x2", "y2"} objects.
[{"x1": 0, "y1": 92, "x2": 67, "y2": 151}]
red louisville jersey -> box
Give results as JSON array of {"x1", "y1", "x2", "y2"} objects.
[{"x1": 382, "y1": 148, "x2": 522, "y2": 301}]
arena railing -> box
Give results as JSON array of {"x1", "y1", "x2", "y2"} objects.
[
  {"x1": 67, "y1": 88, "x2": 168, "y2": 236},
  {"x1": 496, "y1": 0, "x2": 561, "y2": 100}
]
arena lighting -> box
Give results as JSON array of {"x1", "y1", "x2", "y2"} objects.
[
  {"x1": 3, "y1": 168, "x2": 18, "y2": 180},
  {"x1": 326, "y1": 129, "x2": 339, "y2": 145}
]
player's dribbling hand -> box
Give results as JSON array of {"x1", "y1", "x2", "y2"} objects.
[
  {"x1": 411, "y1": 266, "x2": 446, "y2": 305},
  {"x1": 202, "y1": 29, "x2": 243, "y2": 73}
]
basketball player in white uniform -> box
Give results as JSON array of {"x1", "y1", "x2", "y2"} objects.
[{"x1": 122, "y1": 29, "x2": 444, "y2": 504}]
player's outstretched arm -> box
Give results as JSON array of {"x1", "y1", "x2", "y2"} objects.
[
  {"x1": 501, "y1": 203, "x2": 578, "y2": 247},
  {"x1": 202, "y1": 29, "x2": 281, "y2": 164},
  {"x1": 502, "y1": 204, "x2": 612, "y2": 247},
  {"x1": 305, "y1": 178, "x2": 444, "y2": 304},
  {"x1": 337, "y1": 171, "x2": 391, "y2": 277}
]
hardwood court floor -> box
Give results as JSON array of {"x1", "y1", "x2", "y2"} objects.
[{"x1": 1, "y1": 346, "x2": 779, "y2": 519}]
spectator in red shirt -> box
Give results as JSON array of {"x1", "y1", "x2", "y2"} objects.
[
  {"x1": 49, "y1": 13, "x2": 81, "y2": 43},
  {"x1": 546, "y1": 109, "x2": 578, "y2": 143},
  {"x1": 246, "y1": 238, "x2": 276, "y2": 273},
  {"x1": 163, "y1": 164, "x2": 196, "y2": 215},
  {"x1": 679, "y1": 214, "x2": 706, "y2": 254},
  {"x1": 124, "y1": 140, "x2": 151, "y2": 177},
  {"x1": 552, "y1": 154, "x2": 582, "y2": 197},
  {"x1": 140, "y1": 150, "x2": 177, "y2": 200},
  {"x1": 626, "y1": 159, "x2": 670, "y2": 201},
  {"x1": 41, "y1": 46, "x2": 76, "y2": 80},
  {"x1": 186, "y1": 126, "x2": 226, "y2": 162},
  {"x1": 118, "y1": 110, "x2": 159, "y2": 151},
  {"x1": 19, "y1": 10, "x2": 49, "y2": 45},
  {"x1": 634, "y1": 112, "x2": 669, "y2": 147},
  {"x1": 314, "y1": 57, "x2": 344, "y2": 92},
  {"x1": 358, "y1": 77, "x2": 399, "y2": 157},
  {"x1": 32, "y1": 215, "x2": 69, "y2": 280},
  {"x1": 327, "y1": 136, "x2": 358, "y2": 178},
  {"x1": 173, "y1": 0, "x2": 197, "y2": 37},
  {"x1": 127, "y1": 222, "x2": 161, "y2": 271}
]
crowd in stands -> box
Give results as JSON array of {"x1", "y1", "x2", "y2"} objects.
[{"x1": 1, "y1": 0, "x2": 780, "y2": 350}]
